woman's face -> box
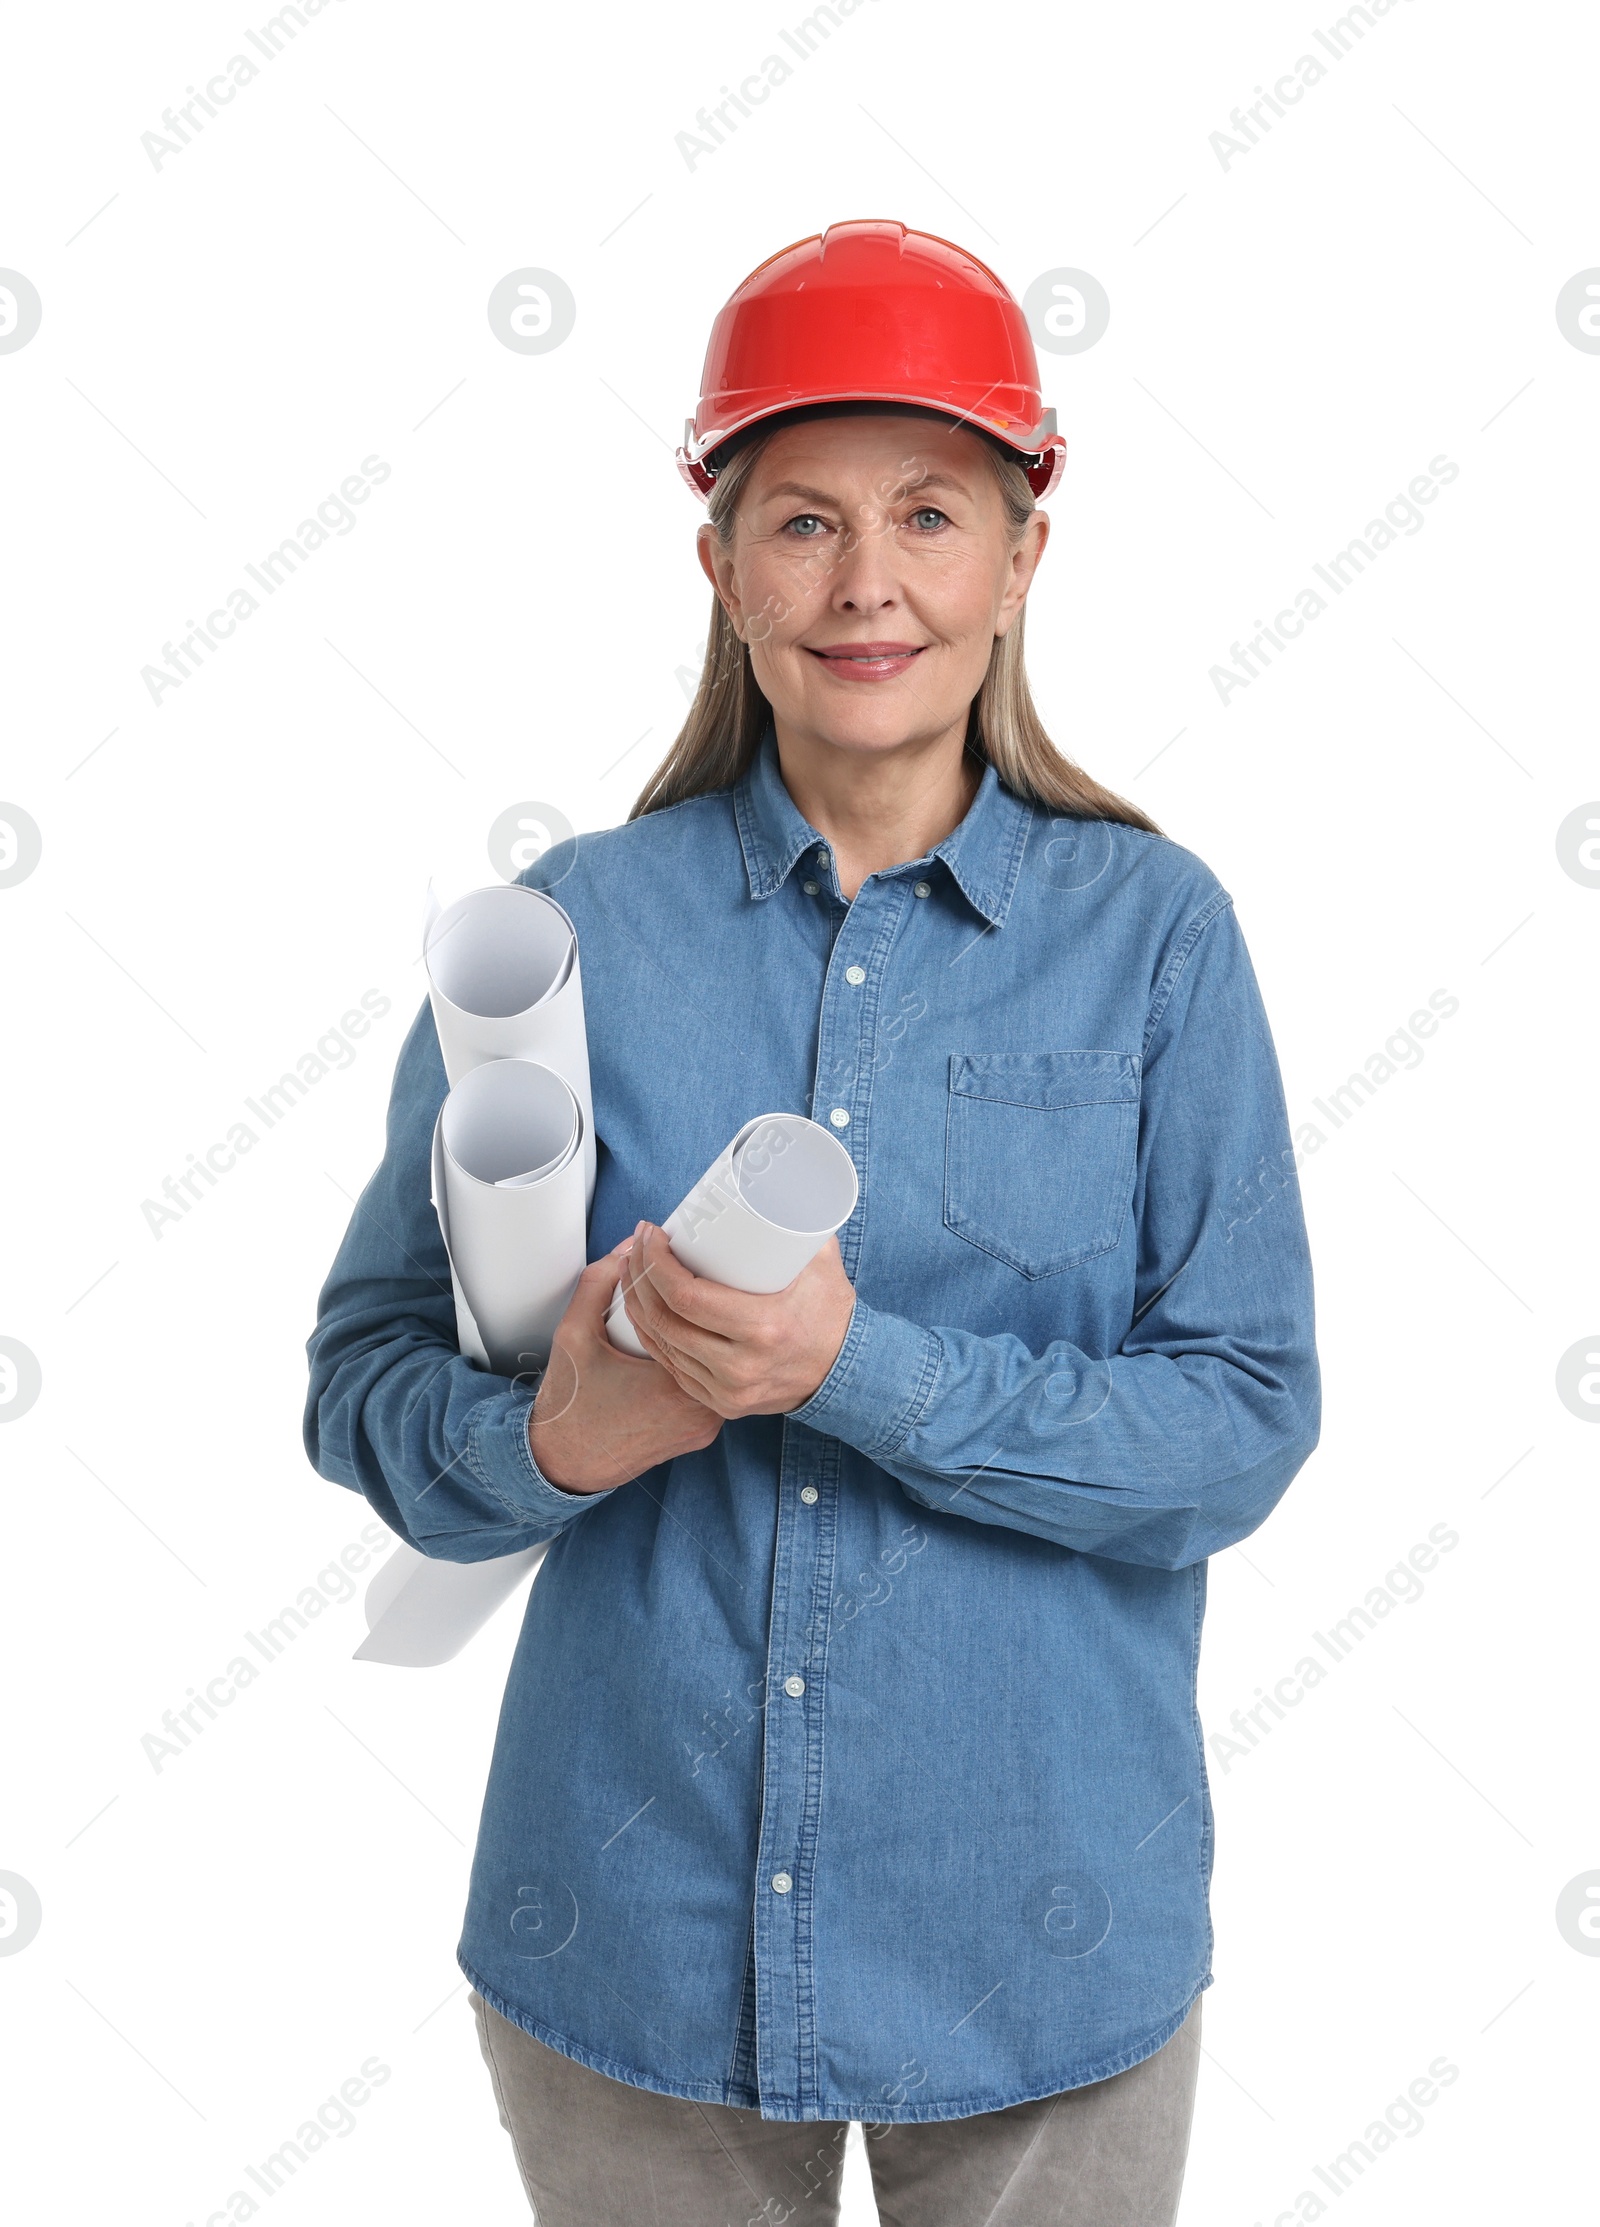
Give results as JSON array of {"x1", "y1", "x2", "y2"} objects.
[{"x1": 698, "y1": 413, "x2": 1048, "y2": 764}]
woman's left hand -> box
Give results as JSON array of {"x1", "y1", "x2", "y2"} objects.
[{"x1": 619, "y1": 1222, "x2": 856, "y2": 1419}]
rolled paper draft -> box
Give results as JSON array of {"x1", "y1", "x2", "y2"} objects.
[
  {"x1": 433, "y1": 1058, "x2": 589, "y2": 1380},
  {"x1": 392, "y1": 880, "x2": 599, "y2": 1668},
  {"x1": 606, "y1": 1112, "x2": 859, "y2": 1357},
  {"x1": 424, "y1": 882, "x2": 595, "y2": 1204},
  {"x1": 353, "y1": 1537, "x2": 547, "y2": 1668}
]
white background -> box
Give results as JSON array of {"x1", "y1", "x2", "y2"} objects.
[{"x1": 1, "y1": 1, "x2": 1594, "y2": 2220}]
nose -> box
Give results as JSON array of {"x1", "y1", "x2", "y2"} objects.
[{"x1": 828, "y1": 508, "x2": 902, "y2": 614}]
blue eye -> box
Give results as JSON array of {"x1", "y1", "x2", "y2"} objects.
[
  {"x1": 784, "y1": 514, "x2": 827, "y2": 537},
  {"x1": 909, "y1": 507, "x2": 948, "y2": 530}
]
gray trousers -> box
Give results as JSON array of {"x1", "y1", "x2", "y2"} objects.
[{"x1": 471, "y1": 1989, "x2": 1202, "y2": 2226}]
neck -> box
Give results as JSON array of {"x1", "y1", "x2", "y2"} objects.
[{"x1": 772, "y1": 717, "x2": 981, "y2": 901}]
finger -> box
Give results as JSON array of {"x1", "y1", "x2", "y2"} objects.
[
  {"x1": 602, "y1": 1236, "x2": 705, "y2": 1382},
  {"x1": 628, "y1": 1220, "x2": 753, "y2": 1336},
  {"x1": 629, "y1": 1316, "x2": 689, "y2": 1382},
  {"x1": 615, "y1": 1231, "x2": 655, "y2": 1314},
  {"x1": 574, "y1": 1243, "x2": 633, "y2": 1324},
  {"x1": 622, "y1": 1240, "x2": 719, "y2": 1372},
  {"x1": 617, "y1": 1255, "x2": 692, "y2": 1365},
  {"x1": 618, "y1": 1273, "x2": 721, "y2": 1400},
  {"x1": 631, "y1": 1230, "x2": 748, "y2": 1336},
  {"x1": 638, "y1": 1327, "x2": 723, "y2": 1409},
  {"x1": 566, "y1": 1236, "x2": 651, "y2": 1351}
]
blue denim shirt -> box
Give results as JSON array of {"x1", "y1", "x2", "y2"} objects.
[{"x1": 304, "y1": 721, "x2": 1319, "y2": 2123}]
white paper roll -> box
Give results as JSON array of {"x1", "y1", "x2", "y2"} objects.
[
  {"x1": 353, "y1": 1539, "x2": 545, "y2": 1667},
  {"x1": 431, "y1": 1058, "x2": 590, "y2": 1382},
  {"x1": 606, "y1": 1112, "x2": 859, "y2": 1357},
  {"x1": 424, "y1": 882, "x2": 596, "y2": 1203},
  {"x1": 366, "y1": 887, "x2": 599, "y2": 1670}
]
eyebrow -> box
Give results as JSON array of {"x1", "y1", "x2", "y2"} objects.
[{"x1": 756, "y1": 471, "x2": 973, "y2": 506}]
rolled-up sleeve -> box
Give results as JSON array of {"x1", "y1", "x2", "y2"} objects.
[
  {"x1": 788, "y1": 899, "x2": 1320, "y2": 1569},
  {"x1": 303, "y1": 999, "x2": 609, "y2": 1559}
]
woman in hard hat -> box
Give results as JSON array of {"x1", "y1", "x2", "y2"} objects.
[{"x1": 307, "y1": 219, "x2": 1319, "y2": 2225}]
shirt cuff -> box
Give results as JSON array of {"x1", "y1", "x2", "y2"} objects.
[
  {"x1": 786, "y1": 1297, "x2": 942, "y2": 1460},
  {"x1": 465, "y1": 1392, "x2": 614, "y2": 1527}
]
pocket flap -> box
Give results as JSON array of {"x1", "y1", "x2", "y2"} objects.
[{"x1": 949, "y1": 1049, "x2": 1140, "y2": 1110}]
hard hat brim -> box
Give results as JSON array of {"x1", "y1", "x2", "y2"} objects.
[{"x1": 676, "y1": 396, "x2": 1065, "y2": 504}]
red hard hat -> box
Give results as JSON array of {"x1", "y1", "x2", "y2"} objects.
[{"x1": 676, "y1": 218, "x2": 1066, "y2": 504}]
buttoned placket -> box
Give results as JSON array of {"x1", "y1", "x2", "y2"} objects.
[{"x1": 750, "y1": 842, "x2": 925, "y2": 2115}]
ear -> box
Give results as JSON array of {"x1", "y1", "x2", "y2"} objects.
[
  {"x1": 696, "y1": 521, "x2": 745, "y2": 636},
  {"x1": 994, "y1": 508, "x2": 1049, "y2": 640}
]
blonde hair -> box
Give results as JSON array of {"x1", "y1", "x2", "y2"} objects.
[{"x1": 627, "y1": 424, "x2": 1161, "y2": 835}]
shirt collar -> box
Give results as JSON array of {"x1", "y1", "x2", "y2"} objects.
[{"x1": 732, "y1": 718, "x2": 1033, "y2": 930}]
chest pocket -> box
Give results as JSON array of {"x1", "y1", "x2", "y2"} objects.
[{"x1": 943, "y1": 1050, "x2": 1140, "y2": 1279}]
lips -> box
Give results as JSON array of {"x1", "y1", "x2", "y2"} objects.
[{"x1": 805, "y1": 642, "x2": 927, "y2": 681}]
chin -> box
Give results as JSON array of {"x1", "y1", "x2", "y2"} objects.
[{"x1": 792, "y1": 697, "x2": 952, "y2": 759}]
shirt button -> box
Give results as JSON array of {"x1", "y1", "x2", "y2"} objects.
[
  {"x1": 799, "y1": 1485, "x2": 819, "y2": 1505},
  {"x1": 771, "y1": 1872, "x2": 793, "y2": 1894},
  {"x1": 913, "y1": 880, "x2": 931, "y2": 898},
  {"x1": 783, "y1": 1674, "x2": 806, "y2": 1698},
  {"x1": 844, "y1": 965, "x2": 865, "y2": 985},
  {"x1": 829, "y1": 1108, "x2": 849, "y2": 1129},
  {"x1": 815, "y1": 848, "x2": 830, "y2": 866},
  {"x1": 802, "y1": 880, "x2": 819, "y2": 895}
]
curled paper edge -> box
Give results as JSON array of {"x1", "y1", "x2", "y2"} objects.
[
  {"x1": 353, "y1": 1539, "x2": 548, "y2": 1666},
  {"x1": 366, "y1": 1112, "x2": 545, "y2": 1666},
  {"x1": 432, "y1": 1069, "x2": 587, "y2": 1374},
  {"x1": 431, "y1": 1111, "x2": 492, "y2": 1369},
  {"x1": 420, "y1": 881, "x2": 597, "y2": 1210}
]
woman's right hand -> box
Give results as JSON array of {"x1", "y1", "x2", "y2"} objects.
[{"x1": 527, "y1": 1233, "x2": 725, "y2": 1494}]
